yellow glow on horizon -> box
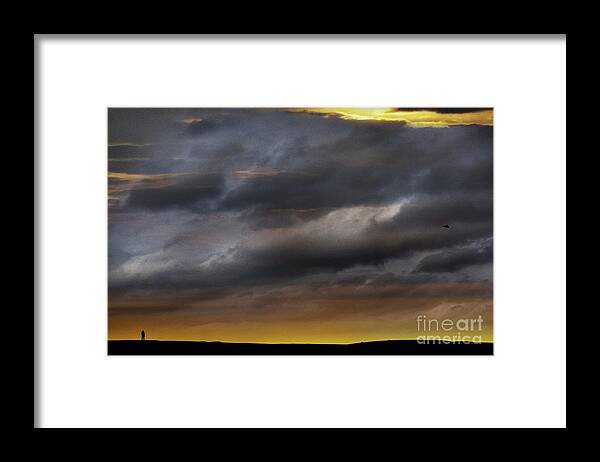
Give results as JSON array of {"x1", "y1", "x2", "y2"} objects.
[
  {"x1": 293, "y1": 108, "x2": 493, "y2": 127},
  {"x1": 108, "y1": 308, "x2": 494, "y2": 344},
  {"x1": 108, "y1": 336, "x2": 494, "y2": 345}
]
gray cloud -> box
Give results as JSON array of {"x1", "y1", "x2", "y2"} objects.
[
  {"x1": 414, "y1": 241, "x2": 493, "y2": 274},
  {"x1": 125, "y1": 173, "x2": 225, "y2": 210},
  {"x1": 108, "y1": 109, "x2": 493, "y2": 298}
]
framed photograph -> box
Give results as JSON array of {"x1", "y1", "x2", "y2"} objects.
[
  {"x1": 107, "y1": 107, "x2": 494, "y2": 356},
  {"x1": 35, "y1": 34, "x2": 566, "y2": 428}
]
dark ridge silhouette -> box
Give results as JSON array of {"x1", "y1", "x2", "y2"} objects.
[{"x1": 108, "y1": 339, "x2": 493, "y2": 356}]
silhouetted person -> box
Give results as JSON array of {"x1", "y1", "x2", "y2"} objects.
[{"x1": 141, "y1": 329, "x2": 145, "y2": 341}]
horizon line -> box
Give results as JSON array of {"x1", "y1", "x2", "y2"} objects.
[{"x1": 108, "y1": 338, "x2": 494, "y2": 345}]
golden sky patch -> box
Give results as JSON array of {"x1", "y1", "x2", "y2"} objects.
[
  {"x1": 294, "y1": 108, "x2": 493, "y2": 127},
  {"x1": 235, "y1": 166, "x2": 281, "y2": 177},
  {"x1": 180, "y1": 117, "x2": 203, "y2": 124}
]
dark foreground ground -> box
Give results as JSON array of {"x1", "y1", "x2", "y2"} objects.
[{"x1": 108, "y1": 339, "x2": 493, "y2": 355}]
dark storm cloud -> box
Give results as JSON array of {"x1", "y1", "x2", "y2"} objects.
[
  {"x1": 108, "y1": 144, "x2": 150, "y2": 158},
  {"x1": 108, "y1": 108, "x2": 183, "y2": 144},
  {"x1": 220, "y1": 123, "x2": 492, "y2": 215},
  {"x1": 125, "y1": 173, "x2": 225, "y2": 210},
  {"x1": 414, "y1": 241, "x2": 493, "y2": 274},
  {"x1": 378, "y1": 192, "x2": 492, "y2": 231},
  {"x1": 108, "y1": 108, "x2": 493, "y2": 297},
  {"x1": 226, "y1": 192, "x2": 492, "y2": 285},
  {"x1": 184, "y1": 115, "x2": 244, "y2": 137},
  {"x1": 233, "y1": 226, "x2": 490, "y2": 284},
  {"x1": 108, "y1": 206, "x2": 491, "y2": 293},
  {"x1": 240, "y1": 207, "x2": 332, "y2": 230}
]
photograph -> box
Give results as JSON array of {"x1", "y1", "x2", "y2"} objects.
[{"x1": 108, "y1": 107, "x2": 494, "y2": 355}]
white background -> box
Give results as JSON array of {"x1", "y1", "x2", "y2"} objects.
[{"x1": 36, "y1": 35, "x2": 566, "y2": 428}]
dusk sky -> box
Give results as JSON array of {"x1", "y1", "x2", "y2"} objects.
[{"x1": 108, "y1": 108, "x2": 493, "y2": 343}]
